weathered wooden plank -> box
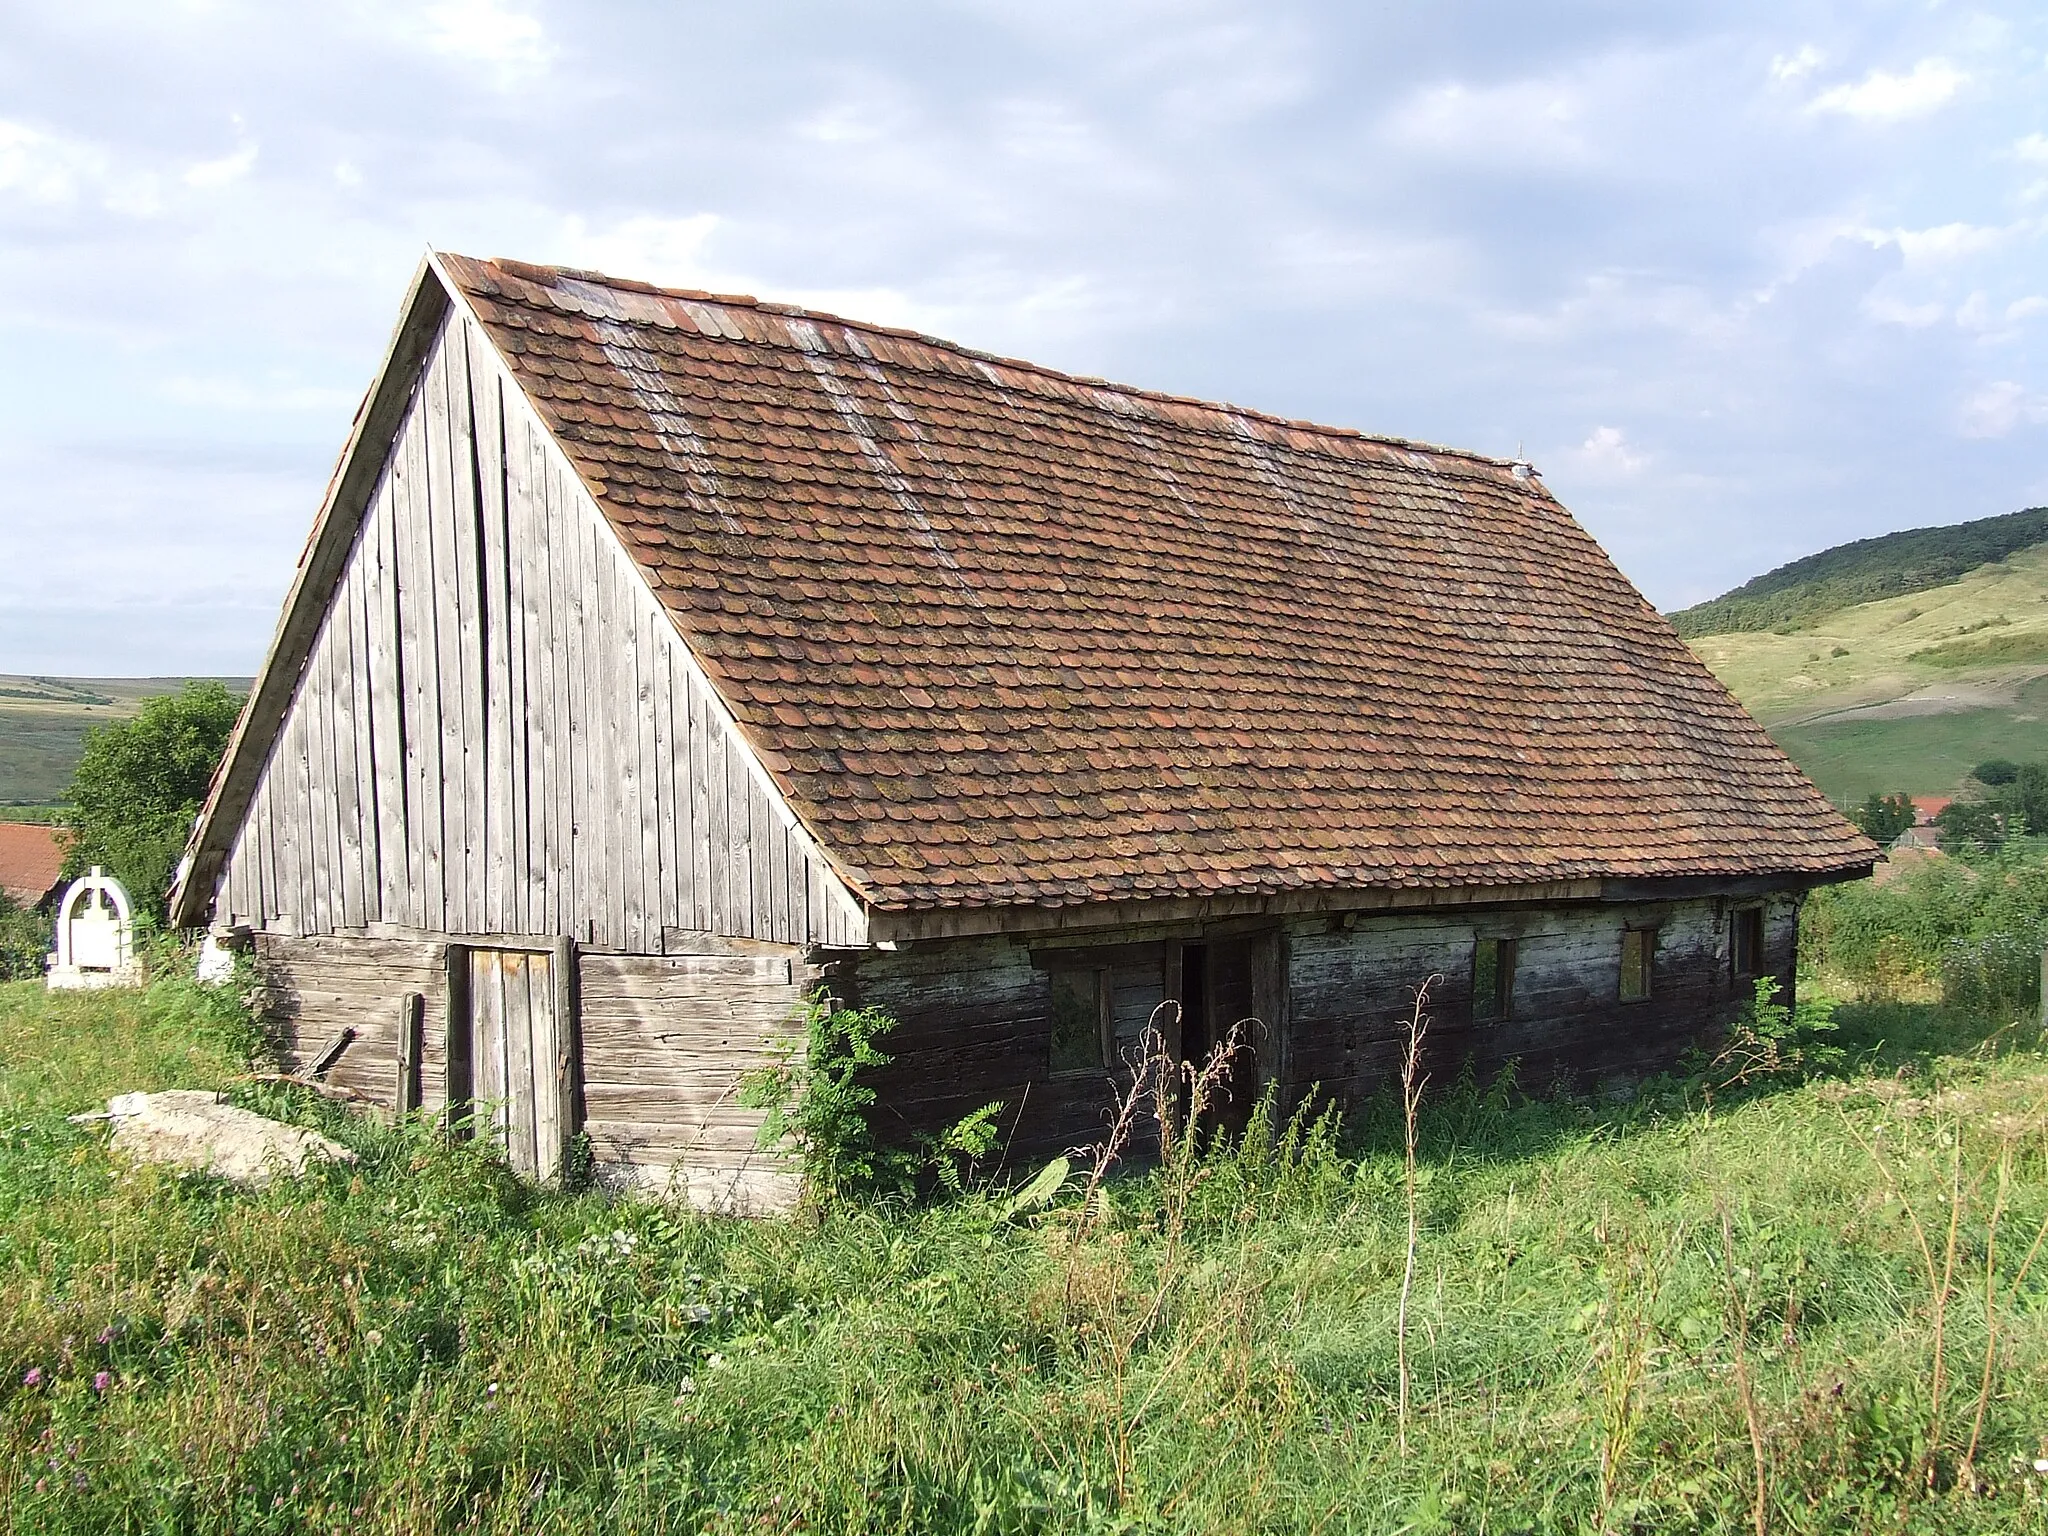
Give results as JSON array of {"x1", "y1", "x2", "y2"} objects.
[
  {"x1": 469, "y1": 322, "x2": 514, "y2": 937},
  {"x1": 395, "y1": 990, "x2": 424, "y2": 1114},
  {"x1": 632, "y1": 585, "x2": 661, "y2": 953},
  {"x1": 363, "y1": 479, "x2": 402, "y2": 922},
  {"x1": 391, "y1": 406, "x2": 429, "y2": 930},
  {"x1": 444, "y1": 330, "x2": 487, "y2": 939},
  {"x1": 415, "y1": 348, "x2": 455, "y2": 934},
  {"x1": 688, "y1": 672, "x2": 714, "y2": 933},
  {"x1": 581, "y1": 951, "x2": 798, "y2": 982},
  {"x1": 444, "y1": 941, "x2": 472, "y2": 1129},
  {"x1": 343, "y1": 555, "x2": 375, "y2": 929},
  {"x1": 593, "y1": 523, "x2": 623, "y2": 949},
  {"x1": 519, "y1": 416, "x2": 553, "y2": 934},
  {"x1": 558, "y1": 459, "x2": 592, "y2": 943},
  {"x1": 748, "y1": 776, "x2": 773, "y2": 942},
  {"x1": 651, "y1": 612, "x2": 682, "y2": 946}
]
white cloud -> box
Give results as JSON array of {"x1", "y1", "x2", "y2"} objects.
[
  {"x1": 2008, "y1": 296, "x2": 2048, "y2": 321},
  {"x1": 1810, "y1": 59, "x2": 1966, "y2": 121},
  {"x1": 1566, "y1": 425, "x2": 1650, "y2": 478},
  {"x1": 0, "y1": 121, "x2": 97, "y2": 205},
  {"x1": 184, "y1": 142, "x2": 257, "y2": 189},
  {"x1": 2016, "y1": 133, "x2": 2048, "y2": 166},
  {"x1": 1383, "y1": 77, "x2": 1588, "y2": 166},
  {"x1": 1864, "y1": 292, "x2": 1947, "y2": 327},
  {"x1": 418, "y1": 0, "x2": 550, "y2": 83},
  {"x1": 1863, "y1": 221, "x2": 2007, "y2": 269},
  {"x1": 557, "y1": 213, "x2": 723, "y2": 289},
  {"x1": 1959, "y1": 380, "x2": 2048, "y2": 437},
  {"x1": 1771, "y1": 46, "x2": 1824, "y2": 83}
]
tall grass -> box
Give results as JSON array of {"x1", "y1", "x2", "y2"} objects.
[{"x1": 5, "y1": 948, "x2": 2048, "y2": 1530}]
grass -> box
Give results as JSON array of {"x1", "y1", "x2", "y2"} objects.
[
  {"x1": 7, "y1": 963, "x2": 2048, "y2": 1532},
  {"x1": 1768, "y1": 678, "x2": 2048, "y2": 807}
]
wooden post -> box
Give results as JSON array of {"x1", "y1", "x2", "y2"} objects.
[
  {"x1": 444, "y1": 943, "x2": 472, "y2": 1137},
  {"x1": 395, "y1": 990, "x2": 424, "y2": 1117},
  {"x1": 551, "y1": 934, "x2": 580, "y2": 1180}
]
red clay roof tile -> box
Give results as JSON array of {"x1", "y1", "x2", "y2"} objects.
[
  {"x1": 437, "y1": 252, "x2": 1876, "y2": 913},
  {"x1": 0, "y1": 823, "x2": 65, "y2": 907}
]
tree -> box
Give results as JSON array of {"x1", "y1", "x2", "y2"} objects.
[
  {"x1": 1972, "y1": 758, "x2": 2020, "y2": 786},
  {"x1": 1933, "y1": 798, "x2": 2003, "y2": 853},
  {"x1": 1995, "y1": 762, "x2": 2048, "y2": 840},
  {"x1": 62, "y1": 681, "x2": 245, "y2": 918},
  {"x1": 1852, "y1": 792, "x2": 1915, "y2": 844}
]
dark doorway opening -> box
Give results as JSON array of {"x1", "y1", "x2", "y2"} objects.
[{"x1": 1176, "y1": 937, "x2": 1259, "y2": 1143}]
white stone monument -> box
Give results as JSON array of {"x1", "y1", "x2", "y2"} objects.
[{"x1": 47, "y1": 866, "x2": 141, "y2": 990}]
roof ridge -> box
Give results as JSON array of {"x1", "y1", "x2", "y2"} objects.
[{"x1": 457, "y1": 253, "x2": 1537, "y2": 478}]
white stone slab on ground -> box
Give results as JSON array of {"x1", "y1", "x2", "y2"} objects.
[{"x1": 101, "y1": 1090, "x2": 356, "y2": 1188}]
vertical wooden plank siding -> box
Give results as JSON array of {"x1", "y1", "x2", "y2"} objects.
[{"x1": 211, "y1": 307, "x2": 864, "y2": 949}]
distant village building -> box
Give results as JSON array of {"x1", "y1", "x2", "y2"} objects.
[
  {"x1": 172, "y1": 254, "x2": 1877, "y2": 1208},
  {"x1": 1912, "y1": 796, "x2": 1951, "y2": 826},
  {"x1": 0, "y1": 822, "x2": 66, "y2": 910}
]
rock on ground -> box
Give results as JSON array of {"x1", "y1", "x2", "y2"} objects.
[{"x1": 103, "y1": 1090, "x2": 356, "y2": 1188}]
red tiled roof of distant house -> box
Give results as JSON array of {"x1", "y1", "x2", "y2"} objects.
[
  {"x1": 0, "y1": 822, "x2": 65, "y2": 908},
  {"x1": 419, "y1": 254, "x2": 1877, "y2": 913},
  {"x1": 1912, "y1": 796, "x2": 1951, "y2": 825}
]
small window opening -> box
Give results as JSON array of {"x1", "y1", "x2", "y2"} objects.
[
  {"x1": 1473, "y1": 936, "x2": 1516, "y2": 1021},
  {"x1": 1619, "y1": 927, "x2": 1656, "y2": 1003},
  {"x1": 1049, "y1": 968, "x2": 1111, "y2": 1075},
  {"x1": 1731, "y1": 907, "x2": 1764, "y2": 978}
]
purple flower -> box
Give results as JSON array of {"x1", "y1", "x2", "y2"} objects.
[
  {"x1": 21, "y1": 1367, "x2": 41, "y2": 1388},
  {"x1": 96, "y1": 1327, "x2": 115, "y2": 1346},
  {"x1": 93, "y1": 1372, "x2": 110, "y2": 1395}
]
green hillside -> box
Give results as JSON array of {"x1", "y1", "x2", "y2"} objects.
[
  {"x1": 0, "y1": 676, "x2": 251, "y2": 813},
  {"x1": 1669, "y1": 505, "x2": 2048, "y2": 639},
  {"x1": 1687, "y1": 543, "x2": 2048, "y2": 805}
]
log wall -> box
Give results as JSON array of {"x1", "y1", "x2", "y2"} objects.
[
  {"x1": 213, "y1": 308, "x2": 864, "y2": 951},
  {"x1": 847, "y1": 893, "x2": 1799, "y2": 1153},
  {"x1": 251, "y1": 932, "x2": 806, "y2": 1214}
]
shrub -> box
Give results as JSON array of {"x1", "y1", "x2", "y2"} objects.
[
  {"x1": 1939, "y1": 931, "x2": 2041, "y2": 1024},
  {"x1": 1933, "y1": 799, "x2": 2004, "y2": 852},
  {"x1": 1973, "y1": 758, "x2": 2020, "y2": 786},
  {"x1": 1851, "y1": 792, "x2": 1915, "y2": 843},
  {"x1": 0, "y1": 893, "x2": 50, "y2": 981},
  {"x1": 737, "y1": 997, "x2": 1002, "y2": 1205}
]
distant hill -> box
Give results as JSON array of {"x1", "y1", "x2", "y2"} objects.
[
  {"x1": 0, "y1": 676, "x2": 251, "y2": 814},
  {"x1": 1668, "y1": 506, "x2": 2048, "y2": 639},
  {"x1": 1685, "y1": 542, "x2": 2048, "y2": 806}
]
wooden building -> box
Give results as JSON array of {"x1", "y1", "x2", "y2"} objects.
[{"x1": 171, "y1": 253, "x2": 1877, "y2": 1209}]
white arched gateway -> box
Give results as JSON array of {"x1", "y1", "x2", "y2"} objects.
[{"x1": 48, "y1": 866, "x2": 141, "y2": 990}]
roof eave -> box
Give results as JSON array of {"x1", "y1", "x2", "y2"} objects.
[{"x1": 861, "y1": 863, "x2": 1876, "y2": 944}]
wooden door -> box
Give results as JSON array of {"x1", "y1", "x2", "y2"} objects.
[{"x1": 467, "y1": 947, "x2": 567, "y2": 1180}]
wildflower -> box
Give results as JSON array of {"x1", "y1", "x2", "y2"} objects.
[
  {"x1": 2035, "y1": 1458, "x2": 2048, "y2": 1474},
  {"x1": 96, "y1": 1327, "x2": 115, "y2": 1346},
  {"x1": 93, "y1": 1372, "x2": 110, "y2": 1395},
  {"x1": 21, "y1": 1367, "x2": 41, "y2": 1388},
  {"x1": 486, "y1": 1381, "x2": 499, "y2": 1399}
]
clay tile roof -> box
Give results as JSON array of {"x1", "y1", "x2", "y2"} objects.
[
  {"x1": 0, "y1": 822, "x2": 66, "y2": 907},
  {"x1": 437, "y1": 252, "x2": 1878, "y2": 913}
]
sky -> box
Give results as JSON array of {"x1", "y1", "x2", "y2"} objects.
[{"x1": 2, "y1": 1, "x2": 2046, "y2": 675}]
